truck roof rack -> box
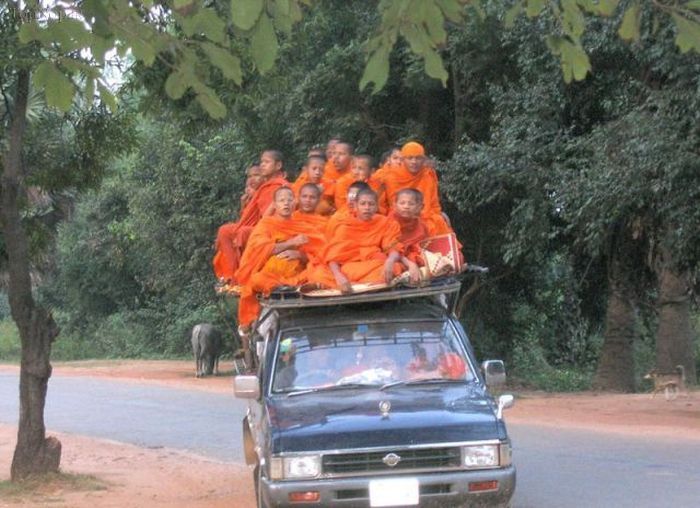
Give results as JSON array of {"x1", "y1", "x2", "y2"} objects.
[{"x1": 258, "y1": 277, "x2": 462, "y2": 310}]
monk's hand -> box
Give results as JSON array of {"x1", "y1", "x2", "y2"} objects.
[
  {"x1": 277, "y1": 250, "x2": 301, "y2": 260},
  {"x1": 384, "y1": 260, "x2": 395, "y2": 284},
  {"x1": 290, "y1": 234, "x2": 309, "y2": 247},
  {"x1": 408, "y1": 263, "x2": 422, "y2": 284}
]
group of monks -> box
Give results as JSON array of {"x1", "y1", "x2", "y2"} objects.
[{"x1": 211, "y1": 139, "x2": 459, "y2": 356}]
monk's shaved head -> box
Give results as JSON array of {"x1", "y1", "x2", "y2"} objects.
[
  {"x1": 335, "y1": 141, "x2": 354, "y2": 155},
  {"x1": 356, "y1": 188, "x2": 378, "y2": 203},
  {"x1": 299, "y1": 183, "x2": 321, "y2": 197},
  {"x1": 274, "y1": 186, "x2": 294, "y2": 200},
  {"x1": 298, "y1": 183, "x2": 321, "y2": 213},
  {"x1": 355, "y1": 188, "x2": 378, "y2": 220},
  {"x1": 263, "y1": 149, "x2": 284, "y2": 163},
  {"x1": 395, "y1": 188, "x2": 423, "y2": 205}
]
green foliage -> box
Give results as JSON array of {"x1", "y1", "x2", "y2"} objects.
[
  {"x1": 0, "y1": 318, "x2": 21, "y2": 361},
  {"x1": 44, "y1": 118, "x2": 245, "y2": 356}
]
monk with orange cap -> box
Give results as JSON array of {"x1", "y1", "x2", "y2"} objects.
[
  {"x1": 212, "y1": 150, "x2": 288, "y2": 284},
  {"x1": 236, "y1": 187, "x2": 327, "y2": 353},
  {"x1": 306, "y1": 188, "x2": 413, "y2": 293},
  {"x1": 382, "y1": 141, "x2": 452, "y2": 235}
]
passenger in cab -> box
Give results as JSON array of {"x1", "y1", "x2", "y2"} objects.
[{"x1": 213, "y1": 150, "x2": 288, "y2": 284}]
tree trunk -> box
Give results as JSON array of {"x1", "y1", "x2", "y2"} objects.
[
  {"x1": 654, "y1": 243, "x2": 697, "y2": 384},
  {"x1": 1, "y1": 69, "x2": 62, "y2": 480},
  {"x1": 593, "y1": 252, "x2": 636, "y2": 392}
]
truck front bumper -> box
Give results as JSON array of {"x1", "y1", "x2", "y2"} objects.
[{"x1": 261, "y1": 466, "x2": 516, "y2": 507}]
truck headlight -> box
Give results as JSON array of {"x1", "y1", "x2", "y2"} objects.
[
  {"x1": 270, "y1": 455, "x2": 322, "y2": 480},
  {"x1": 461, "y1": 444, "x2": 499, "y2": 468}
]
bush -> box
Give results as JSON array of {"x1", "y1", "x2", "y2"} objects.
[{"x1": 0, "y1": 318, "x2": 21, "y2": 361}]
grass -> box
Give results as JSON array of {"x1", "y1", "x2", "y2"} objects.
[{"x1": 0, "y1": 471, "x2": 106, "y2": 502}]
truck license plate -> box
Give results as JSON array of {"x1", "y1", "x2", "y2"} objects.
[{"x1": 369, "y1": 477, "x2": 419, "y2": 507}]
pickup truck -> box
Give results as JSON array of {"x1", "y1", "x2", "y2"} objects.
[{"x1": 234, "y1": 279, "x2": 515, "y2": 507}]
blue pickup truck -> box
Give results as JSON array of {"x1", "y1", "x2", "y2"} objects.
[{"x1": 234, "y1": 280, "x2": 515, "y2": 507}]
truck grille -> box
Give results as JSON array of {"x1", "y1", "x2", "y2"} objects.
[{"x1": 323, "y1": 447, "x2": 461, "y2": 475}]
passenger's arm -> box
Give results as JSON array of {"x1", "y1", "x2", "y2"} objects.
[
  {"x1": 329, "y1": 262, "x2": 352, "y2": 294},
  {"x1": 384, "y1": 250, "x2": 401, "y2": 284}
]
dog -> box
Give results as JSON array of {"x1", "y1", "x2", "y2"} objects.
[{"x1": 644, "y1": 365, "x2": 687, "y2": 401}]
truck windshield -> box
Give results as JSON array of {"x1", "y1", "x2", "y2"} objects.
[{"x1": 271, "y1": 320, "x2": 474, "y2": 394}]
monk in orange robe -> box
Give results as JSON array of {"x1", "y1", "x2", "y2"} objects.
[
  {"x1": 390, "y1": 188, "x2": 430, "y2": 268},
  {"x1": 292, "y1": 139, "x2": 341, "y2": 198},
  {"x1": 292, "y1": 155, "x2": 335, "y2": 215},
  {"x1": 381, "y1": 141, "x2": 452, "y2": 236},
  {"x1": 306, "y1": 189, "x2": 411, "y2": 293},
  {"x1": 334, "y1": 155, "x2": 387, "y2": 214},
  {"x1": 325, "y1": 180, "x2": 371, "y2": 239},
  {"x1": 240, "y1": 164, "x2": 263, "y2": 209},
  {"x1": 212, "y1": 150, "x2": 288, "y2": 283},
  {"x1": 293, "y1": 183, "x2": 329, "y2": 233},
  {"x1": 236, "y1": 187, "x2": 327, "y2": 335}
]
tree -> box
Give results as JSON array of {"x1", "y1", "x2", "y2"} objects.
[{"x1": 4, "y1": 0, "x2": 700, "y2": 480}]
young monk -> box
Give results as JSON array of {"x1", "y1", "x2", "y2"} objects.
[
  {"x1": 293, "y1": 183, "x2": 329, "y2": 230},
  {"x1": 292, "y1": 155, "x2": 335, "y2": 215},
  {"x1": 382, "y1": 141, "x2": 452, "y2": 236},
  {"x1": 240, "y1": 164, "x2": 263, "y2": 208},
  {"x1": 212, "y1": 150, "x2": 288, "y2": 284},
  {"x1": 334, "y1": 155, "x2": 386, "y2": 213},
  {"x1": 325, "y1": 180, "x2": 371, "y2": 239},
  {"x1": 390, "y1": 188, "x2": 430, "y2": 267},
  {"x1": 306, "y1": 189, "x2": 410, "y2": 293},
  {"x1": 236, "y1": 187, "x2": 327, "y2": 344}
]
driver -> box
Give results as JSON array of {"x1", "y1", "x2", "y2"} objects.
[{"x1": 273, "y1": 338, "x2": 297, "y2": 390}]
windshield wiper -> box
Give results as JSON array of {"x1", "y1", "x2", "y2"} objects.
[
  {"x1": 285, "y1": 382, "x2": 379, "y2": 397},
  {"x1": 380, "y1": 378, "x2": 465, "y2": 391}
]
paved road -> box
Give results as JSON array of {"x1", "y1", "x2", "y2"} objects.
[{"x1": 2, "y1": 372, "x2": 700, "y2": 507}]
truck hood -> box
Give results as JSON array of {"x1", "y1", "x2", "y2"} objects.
[{"x1": 267, "y1": 384, "x2": 505, "y2": 453}]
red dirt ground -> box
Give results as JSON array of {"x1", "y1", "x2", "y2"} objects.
[{"x1": 0, "y1": 360, "x2": 698, "y2": 507}]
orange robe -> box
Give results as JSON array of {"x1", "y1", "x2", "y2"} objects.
[
  {"x1": 306, "y1": 214, "x2": 404, "y2": 289},
  {"x1": 292, "y1": 210, "x2": 329, "y2": 241},
  {"x1": 389, "y1": 210, "x2": 430, "y2": 265},
  {"x1": 380, "y1": 164, "x2": 451, "y2": 235},
  {"x1": 236, "y1": 215, "x2": 326, "y2": 327},
  {"x1": 324, "y1": 208, "x2": 351, "y2": 239},
  {"x1": 212, "y1": 175, "x2": 288, "y2": 282},
  {"x1": 291, "y1": 174, "x2": 335, "y2": 215},
  {"x1": 333, "y1": 173, "x2": 387, "y2": 214}
]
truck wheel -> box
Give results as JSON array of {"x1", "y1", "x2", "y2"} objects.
[
  {"x1": 254, "y1": 464, "x2": 269, "y2": 508},
  {"x1": 242, "y1": 417, "x2": 256, "y2": 465}
]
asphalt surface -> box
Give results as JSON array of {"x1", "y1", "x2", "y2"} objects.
[{"x1": 2, "y1": 371, "x2": 700, "y2": 507}]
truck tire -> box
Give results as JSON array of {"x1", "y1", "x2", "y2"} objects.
[
  {"x1": 242, "y1": 417, "x2": 257, "y2": 465},
  {"x1": 254, "y1": 464, "x2": 269, "y2": 508}
]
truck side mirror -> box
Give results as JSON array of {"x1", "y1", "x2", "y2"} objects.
[
  {"x1": 481, "y1": 359, "x2": 506, "y2": 387},
  {"x1": 234, "y1": 375, "x2": 260, "y2": 399}
]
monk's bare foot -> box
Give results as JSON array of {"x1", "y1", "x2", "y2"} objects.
[{"x1": 340, "y1": 282, "x2": 353, "y2": 294}]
